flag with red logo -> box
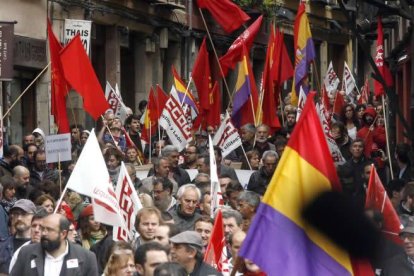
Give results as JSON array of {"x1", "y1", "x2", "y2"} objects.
[
  {"x1": 213, "y1": 112, "x2": 242, "y2": 159},
  {"x1": 342, "y1": 62, "x2": 357, "y2": 98},
  {"x1": 204, "y1": 210, "x2": 229, "y2": 273},
  {"x1": 323, "y1": 61, "x2": 340, "y2": 97},
  {"x1": 113, "y1": 162, "x2": 143, "y2": 242},
  {"x1": 105, "y1": 82, "x2": 129, "y2": 122}
]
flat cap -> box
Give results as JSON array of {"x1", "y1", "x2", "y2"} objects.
[
  {"x1": 400, "y1": 224, "x2": 414, "y2": 236},
  {"x1": 11, "y1": 199, "x2": 36, "y2": 214},
  {"x1": 170, "y1": 231, "x2": 203, "y2": 249}
]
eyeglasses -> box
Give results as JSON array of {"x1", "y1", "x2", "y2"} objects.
[{"x1": 400, "y1": 233, "x2": 414, "y2": 241}]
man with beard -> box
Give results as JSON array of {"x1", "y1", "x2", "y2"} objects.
[
  {"x1": 23, "y1": 143, "x2": 37, "y2": 170},
  {"x1": 0, "y1": 199, "x2": 35, "y2": 274},
  {"x1": 180, "y1": 145, "x2": 198, "y2": 170},
  {"x1": 152, "y1": 177, "x2": 176, "y2": 212},
  {"x1": 9, "y1": 207, "x2": 48, "y2": 272},
  {"x1": 10, "y1": 213, "x2": 98, "y2": 275},
  {"x1": 13, "y1": 166, "x2": 32, "y2": 199},
  {"x1": 0, "y1": 145, "x2": 24, "y2": 177},
  {"x1": 254, "y1": 124, "x2": 276, "y2": 159},
  {"x1": 29, "y1": 150, "x2": 59, "y2": 188}
]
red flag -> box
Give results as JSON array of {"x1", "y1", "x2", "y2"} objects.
[
  {"x1": 271, "y1": 28, "x2": 294, "y2": 87},
  {"x1": 373, "y1": 17, "x2": 393, "y2": 97},
  {"x1": 365, "y1": 165, "x2": 402, "y2": 244},
  {"x1": 60, "y1": 35, "x2": 109, "y2": 120},
  {"x1": 206, "y1": 82, "x2": 221, "y2": 128},
  {"x1": 192, "y1": 37, "x2": 211, "y2": 111},
  {"x1": 155, "y1": 85, "x2": 168, "y2": 118},
  {"x1": 358, "y1": 77, "x2": 370, "y2": 105},
  {"x1": 47, "y1": 19, "x2": 70, "y2": 133},
  {"x1": 197, "y1": 0, "x2": 250, "y2": 34},
  {"x1": 333, "y1": 92, "x2": 345, "y2": 116},
  {"x1": 351, "y1": 258, "x2": 375, "y2": 276},
  {"x1": 204, "y1": 210, "x2": 228, "y2": 272},
  {"x1": 219, "y1": 16, "x2": 263, "y2": 77},
  {"x1": 141, "y1": 87, "x2": 158, "y2": 144}
]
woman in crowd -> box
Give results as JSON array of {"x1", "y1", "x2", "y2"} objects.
[
  {"x1": 340, "y1": 104, "x2": 359, "y2": 140},
  {"x1": 103, "y1": 249, "x2": 136, "y2": 276},
  {"x1": 35, "y1": 194, "x2": 55, "y2": 213},
  {"x1": 330, "y1": 121, "x2": 352, "y2": 160},
  {"x1": 78, "y1": 204, "x2": 107, "y2": 250},
  {"x1": 0, "y1": 176, "x2": 17, "y2": 213},
  {"x1": 104, "y1": 146, "x2": 124, "y2": 186},
  {"x1": 241, "y1": 150, "x2": 260, "y2": 170},
  {"x1": 125, "y1": 147, "x2": 140, "y2": 169}
]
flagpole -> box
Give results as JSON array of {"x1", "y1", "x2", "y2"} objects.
[
  {"x1": 3, "y1": 62, "x2": 50, "y2": 119},
  {"x1": 279, "y1": 93, "x2": 285, "y2": 126},
  {"x1": 311, "y1": 61, "x2": 321, "y2": 96},
  {"x1": 54, "y1": 184, "x2": 70, "y2": 214},
  {"x1": 58, "y1": 153, "x2": 62, "y2": 194},
  {"x1": 382, "y1": 95, "x2": 394, "y2": 179},
  {"x1": 198, "y1": 8, "x2": 233, "y2": 104},
  {"x1": 240, "y1": 143, "x2": 252, "y2": 170},
  {"x1": 149, "y1": 122, "x2": 152, "y2": 164}
]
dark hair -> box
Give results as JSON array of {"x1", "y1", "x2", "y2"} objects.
[
  {"x1": 34, "y1": 149, "x2": 46, "y2": 161},
  {"x1": 154, "y1": 262, "x2": 187, "y2": 276},
  {"x1": 70, "y1": 124, "x2": 84, "y2": 132},
  {"x1": 386, "y1": 179, "x2": 406, "y2": 198},
  {"x1": 198, "y1": 154, "x2": 210, "y2": 166},
  {"x1": 0, "y1": 175, "x2": 16, "y2": 195},
  {"x1": 39, "y1": 180, "x2": 60, "y2": 200},
  {"x1": 4, "y1": 145, "x2": 22, "y2": 159},
  {"x1": 395, "y1": 143, "x2": 411, "y2": 165},
  {"x1": 225, "y1": 180, "x2": 244, "y2": 198},
  {"x1": 213, "y1": 146, "x2": 222, "y2": 159},
  {"x1": 195, "y1": 215, "x2": 214, "y2": 226},
  {"x1": 23, "y1": 143, "x2": 38, "y2": 153},
  {"x1": 351, "y1": 138, "x2": 365, "y2": 149},
  {"x1": 134, "y1": 242, "x2": 168, "y2": 265},
  {"x1": 59, "y1": 215, "x2": 71, "y2": 232},
  {"x1": 138, "y1": 100, "x2": 148, "y2": 111},
  {"x1": 104, "y1": 147, "x2": 124, "y2": 162},
  {"x1": 403, "y1": 182, "x2": 414, "y2": 200},
  {"x1": 340, "y1": 104, "x2": 358, "y2": 126},
  {"x1": 153, "y1": 177, "x2": 173, "y2": 194}
]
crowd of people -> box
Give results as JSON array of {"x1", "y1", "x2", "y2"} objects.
[{"x1": 0, "y1": 93, "x2": 413, "y2": 275}]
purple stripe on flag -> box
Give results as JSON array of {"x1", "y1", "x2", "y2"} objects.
[
  {"x1": 294, "y1": 38, "x2": 315, "y2": 95},
  {"x1": 231, "y1": 76, "x2": 251, "y2": 128},
  {"x1": 239, "y1": 203, "x2": 351, "y2": 276},
  {"x1": 176, "y1": 92, "x2": 199, "y2": 112}
]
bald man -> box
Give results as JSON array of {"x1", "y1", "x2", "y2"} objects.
[
  {"x1": 13, "y1": 166, "x2": 32, "y2": 199},
  {"x1": 228, "y1": 230, "x2": 246, "y2": 276},
  {"x1": 0, "y1": 145, "x2": 24, "y2": 177}
]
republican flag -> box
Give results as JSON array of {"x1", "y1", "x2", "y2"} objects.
[
  {"x1": 213, "y1": 112, "x2": 242, "y2": 159},
  {"x1": 365, "y1": 164, "x2": 402, "y2": 244},
  {"x1": 257, "y1": 26, "x2": 292, "y2": 132},
  {"x1": 204, "y1": 210, "x2": 229, "y2": 273},
  {"x1": 60, "y1": 35, "x2": 109, "y2": 120},
  {"x1": 171, "y1": 66, "x2": 199, "y2": 116},
  {"x1": 196, "y1": 0, "x2": 250, "y2": 34},
  {"x1": 159, "y1": 94, "x2": 193, "y2": 151},
  {"x1": 231, "y1": 44, "x2": 258, "y2": 128},
  {"x1": 209, "y1": 135, "x2": 223, "y2": 218},
  {"x1": 323, "y1": 61, "x2": 340, "y2": 97},
  {"x1": 373, "y1": 17, "x2": 393, "y2": 97},
  {"x1": 239, "y1": 92, "x2": 354, "y2": 275},
  {"x1": 113, "y1": 162, "x2": 143, "y2": 242},
  {"x1": 65, "y1": 129, "x2": 125, "y2": 227},
  {"x1": 192, "y1": 37, "x2": 212, "y2": 111},
  {"x1": 219, "y1": 15, "x2": 263, "y2": 77},
  {"x1": 47, "y1": 19, "x2": 70, "y2": 133},
  {"x1": 291, "y1": 1, "x2": 315, "y2": 105}
]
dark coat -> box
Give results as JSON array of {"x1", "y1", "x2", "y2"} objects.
[
  {"x1": 381, "y1": 253, "x2": 414, "y2": 276},
  {"x1": 190, "y1": 258, "x2": 223, "y2": 276},
  {"x1": 247, "y1": 167, "x2": 273, "y2": 196},
  {"x1": 10, "y1": 241, "x2": 99, "y2": 276}
]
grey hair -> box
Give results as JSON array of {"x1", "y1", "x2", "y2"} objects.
[
  {"x1": 221, "y1": 208, "x2": 243, "y2": 226},
  {"x1": 161, "y1": 145, "x2": 179, "y2": 157},
  {"x1": 176, "y1": 184, "x2": 201, "y2": 201},
  {"x1": 153, "y1": 157, "x2": 170, "y2": 169},
  {"x1": 194, "y1": 173, "x2": 210, "y2": 182},
  {"x1": 262, "y1": 150, "x2": 279, "y2": 162},
  {"x1": 241, "y1": 123, "x2": 256, "y2": 134},
  {"x1": 238, "y1": 191, "x2": 260, "y2": 209}
]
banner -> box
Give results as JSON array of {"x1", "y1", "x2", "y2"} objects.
[
  {"x1": 0, "y1": 23, "x2": 14, "y2": 80},
  {"x1": 113, "y1": 162, "x2": 143, "y2": 242},
  {"x1": 0, "y1": 107, "x2": 3, "y2": 158},
  {"x1": 213, "y1": 113, "x2": 242, "y2": 158},
  {"x1": 342, "y1": 62, "x2": 357, "y2": 97},
  {"x1": 209, "y1": 136, "x2": 223, "y2": 218},
  {"x1": 64, "y1": 19, "x2": 92, "y2": 56},
  {"x1": 159, "y1": 95, "x2": 192, "y2": 152},
  {"x1": 323, "y1": 61, "x2": 340, "y2": 97},
  {"x1": 45, "y1": 133, "x2": 72, "y2": 163},
  {"x1": 105, "y1": 82, "x2": 128, "y2": 122}
]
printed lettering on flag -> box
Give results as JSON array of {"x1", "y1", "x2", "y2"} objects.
[
  {"x1": 323, "y1": 61, "x2": 340, "y2": 97},
  {"x1": 114, "y1": 162, "x2": 143, "y2": 242},
  {"x1": 159, "y1": 94, "x2": 192, "y2": 152},
  {"x1": 105, "y1": 82, "x2": 128, "y2": 122},
  {"x1": 342, "y1": 62, "x2": 357, "y2": 98},
  {"x1": 213, "y1": 113, "x2": 242, "y2": 159}
]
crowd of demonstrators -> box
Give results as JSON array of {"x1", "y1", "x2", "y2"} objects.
[{"x1": 0, "y1": 95, "x2": 413, "y2": 276}]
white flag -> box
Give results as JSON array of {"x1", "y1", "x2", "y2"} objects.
[
  {"x1": 213, "y1": 113, "x2": 242, "y2": 159},
  {"x1": 159, "y1": 94, "x2": 192, "y2": 152},
  {"x1": 323, "y1": 61, "x2": 340, "y2": 97},
  {"x1": 209, "y1": 136, "x2": 223, "y2": 218},
  {"x1": 105, "y1": 82, "x2": 128, "y2": 122},
  {"x1": 296, "y1": 86, "x2": 307, "y2": 122},
  {"x1": 65, "y1": 129, "x2": 125, "y2": 227},
  {"x1": 342, "y1": 62, "x2": 357, "y2": 97},
  {"x1": 113, "y1": 162, "x2": 143, "y2": 242},
  {"x1": 316, "y1": 103, "x2": 346, "y2": 165}
]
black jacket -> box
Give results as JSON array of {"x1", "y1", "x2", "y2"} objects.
[{"x1": 247, "y1": 167, "x2": 273, "y2": 196}]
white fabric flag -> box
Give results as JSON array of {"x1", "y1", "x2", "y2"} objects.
[
  {"x1": 209, "y1": 136, "x2": 223, "y2": 218},
  {"x1": 342, "y1": 62, "x2": 357, "y2": 96},
  {"x1": 159, "y1": 93, "x2": 192, "y2": 152},
  {"x1": 113, "y1": 162, "x2": 143, "y2": 242},
  {"x1": 65, "y1": 129, "x2": 125, "y2": 227},
  {"x1": 296, "y1": 86, "x2": 307, "y2": 122},
  {"x1": 323, "y1": 61, "x2": 340, "y2": 97},
  {"x1": 212, "y1": 113, "x2": 242, "y2": 158}
]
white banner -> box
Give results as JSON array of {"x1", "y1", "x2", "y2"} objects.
[
  {"x1": 209, "y1": 136, "x2": 223, "y2": 218},
  {"x1": 45, "y1": 133, "x2": 72, "y2": 163},
  {"x1": 296, "y1": 86, "x2": 307, "y2": 122},
  {"x1": 64, "y1": 19, "x2": 92, "y2": 56},
  {"x1": 213, "y1": 113, "x2": 242, "y2": 158},
  {"x1": 105, "y1": 82, "x2": 128, "y2": 122},
  {"x1": 113, "y1": 162, "x2": 143, "y2": 242},
  {"x1": 159, "y1": 95, "x2": 192, "y2": 152},
  {"x1": 323, "y1": 61, "x2": 340, "y2": 96},
  {"x1": 342, "y1": 62, "x2": 357, "y2": 96}
]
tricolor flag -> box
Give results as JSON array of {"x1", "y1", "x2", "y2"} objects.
[
  {"x1": 113, "y1": 162, "x2": 143, "y2": 242},
  {"x1": 239, "y1": 92, "x2": 353, "y2": 275},
  {"x1": 209, "y1": 135, "x2": 223, "y2": 218},
  {"x1": 323, "y1": 61, "x2": 340, "y2": 97},
  {"x1": 65, "y1": 129, "x2": 125, "y2": 227},
  {"x1": 159, "y1": 94, "x2": 192, "y2": 152},
  {"x1": 171, "y1": 66, "x2": 199, "y2": 118},
  {"x1": 213, "y1": 113, "x2": 242, "y2": 159},
  {"x1": 291, "y1": 1, "x2": 315, "y2": 105},
  {"x1": 365, "y1": 164, "x2": 402, "y2": 244},
  {"x1": 231, "y1": 44, "x2": 257, "y2": 128}
]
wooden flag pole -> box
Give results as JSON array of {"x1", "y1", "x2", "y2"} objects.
[
  {"x1": 382, "y1": 95, "x2": 394, "y2": 179},
  {"x1": 3, "y1": 62, "x2": 50, "y2": 119},
  {"x1": 58, "y1": 153, "x2": 62, "y2": 194}
]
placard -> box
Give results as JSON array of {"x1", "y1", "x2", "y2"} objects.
[
  {"x1": 0, "y1": 23, "x2": 14, "y2": 80},
  {"x1": 64, "y1": 19, "x2": 91, "y2": 56},
  {"x1": 45, "y1": 133, "x2": 72, "y2": 163}
]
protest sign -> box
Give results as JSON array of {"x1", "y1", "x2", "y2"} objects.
[{"x1": 45, "y1": 133, "x2": 71, "y2": 163}]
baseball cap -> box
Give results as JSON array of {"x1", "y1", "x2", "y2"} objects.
[
  {"x1": 170, "y1": 231, "x2": 203, "y2": 249},
  {"x1": 10, "y1": 199, "x2": 36, "y2": 214}
]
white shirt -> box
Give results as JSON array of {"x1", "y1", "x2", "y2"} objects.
[{"x1": 44, "y1": 241, "x2": 69, "y2": 276}]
